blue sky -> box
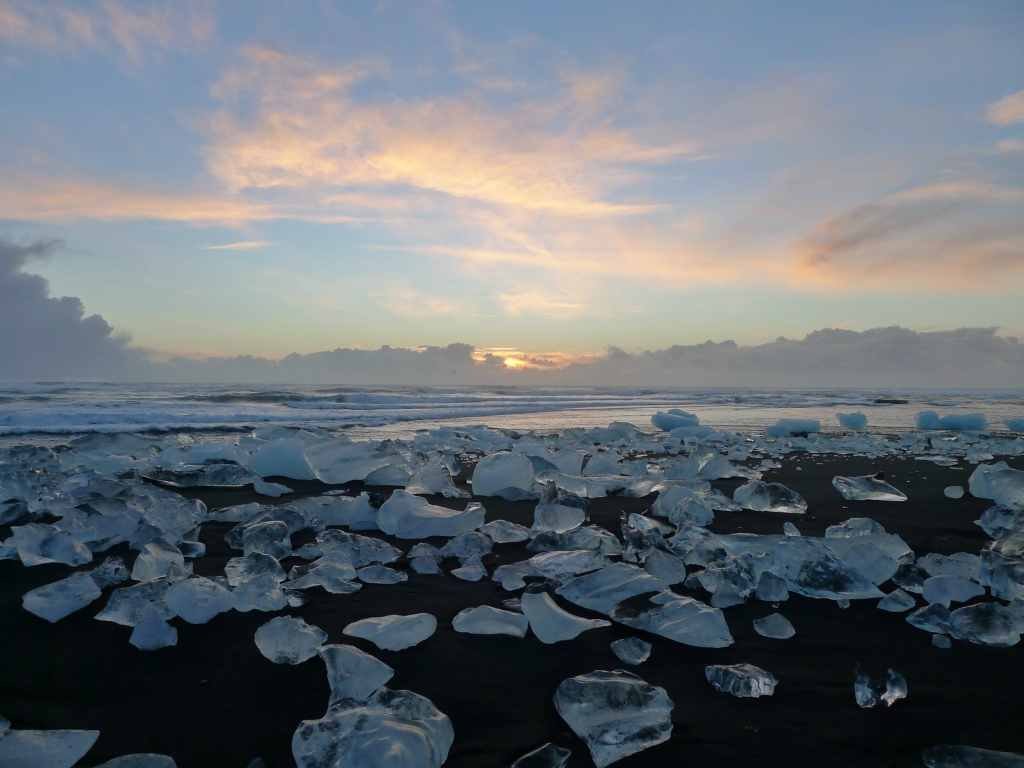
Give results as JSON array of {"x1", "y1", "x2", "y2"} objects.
[{"x1": 1, "y1": 0, "x2": 1022, "y2": 369}]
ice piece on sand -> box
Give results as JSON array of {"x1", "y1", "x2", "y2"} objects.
[
  {"x1": 511, "y1": 743, "x2": 572, "y2": 768},
  {"x1": 225, "y1": 552, "x2": 286, "y2": 587},
  {"x1": 23, "y1": 571, "x2": 101, "y2": 623},
  {"x1": 711, "y1": 582, "x2": 745, "y2": 608},
  {"x1": 706, "y1": 663, "x2": 777, "y2": 697},
  {"x1": 969, "y1": 463, "x2": 1024, "y2": 511},
  {"x1": 611, "y1": 591, "x2": 734, "y2": 648},
  {"x1": 734, "y1": 480, "x2": 807, "y2": 514},
  {"x1": 0, "y1": 729, "x2": 100, "y2": 768},
  {"x1": 908, "y1": 604, "x2": 952, "y2": 634},
  {"x1": 944, "y1": 486, "x2": 965, "y2": 499},
  {"x1": 94, "y1": 755, "x2": 177, "y2": 768},
  {"x1": 292, "y1": 687, "x2": 453, "y2": 768},
  {"x1": 932, "y1": 634, "x2": 952, "y2": 648},
  {"x1": 529, "y1": 550, "x2": 612, "y2": 581},
  {"x1": 233, "y1": 573, "x2": 288, "y2": 613},
  {"x1": 854, "y1": 664, "x2": 907, "y2": 708},
  {"x1": 438, "y1": 531, "x2": 493, "y2": 561},
  {"x1": 405, "y1": 459, "x2": 470, "y2": 499},
  {"x1": 527, "y1": 524, "x2": 622, "y2": 556},
  {"x1": 837, "y1": 412, "x2": 868, "y2": 429},
  {"x1": 667, "y1": 497, "x2": 714, "y2": 527},
  {"x1": 610, "y1": 637, "x2": 652, "y2": 665},
  {"x1": 0, "y1": 714, "x2": 9, "y2": 739},
  {"x1": 753, "y1": 613, "x2": 795, "y2": 639},
  {"x1": 131, "y1": 538, "x2": 186, "y2": 581},
  {"x1": 242, "y1": 521, "x2": 291, "y2": 559},
  {"x1": 452, "y1": 605, "x2": 529, "y2": 638},
  {"x1": 554, "y1": 669, "x2": 673, "y2": 768},
  {"x1": 249, "y1": 438, "x2": 316, "y2": 480},
  {"x1": 878, "y1": 589, "x2": 916, "y2": 612},
  {"x1": 255, "y1": 616, "x2": 328, "y2": 664},
  {"x1": 343, "y1": 613, "x2": 437, "y2": 651},
  {"x1": 357, "y1": 565, "x2": 408, "y2": 585},
  {"x1": 923, "y1": 576, "x2": 985, "y2": 608},
  {"x1": 652, "y1": 410, "x2": 699, "y2": 431},
  {"x1": 1006, "y1": 419, "x2": 1024, "y2": 433},
  {"x1": 478, "y1": 519, "x2": 530, "y2": 543},
  {"x1": 643, "y1": 550, "x2": 688, "y2": 585},
  {"x1": 765, "y1": 418, "x2": 820, "y2": 437},
  {"x1": 318, "y1": 644, "x2": 394, "y2": 705},
  {"x1": 411, "y1": 556, "x2": 442, "y2": 575},
  {"x1": 783, "y1": 522, "x2": 800, "y2": 536},
  {"x1": 532, "y1": 483, "x2": 586, "y2": 535},
  {"x1": 520, "y1": 591, "x2": 610, "y2": 644},
  {"x1": 916, "y1": 411, "x2": 987, "y2": 431},
  {"x1": 451, "y1": 556, "x2": 487, "y2": 581},
  {"x1": 833, "y1": 475, "x2": 907, "y2": 502},
  {"x1": 377, "y1": 490, "x2": 485, "y2": 539},
  {"x1": 755, "y1": 572, "x2": 789, "y2": 602},
  {"x1": 556, "y1": 563, "x2": 666, "y2": 615},
  {"x1": 164, "y1": 577, "x2": 235, "y2": 624},
  {"x1": 129, "y1": 602, "x2": 178, "y2": 650},
  {"x1": 771, "y1": 537, "x2": 885, "y2": 600},
  {"x1": 95, "y1": 581, "x2": 173, "y2": 626},
  {"x1": 254, "y1": 479, "x2": 292, "y2": 497},
  {"x1": 922, "y1": 745, "x2": 1024, "y2": 767},
  {"x1": 471, "y1": 452, "x2": 534, "y2": 497},
  {"x1": 949, "y1": 602, "x2": 1020, "y2": 647}
]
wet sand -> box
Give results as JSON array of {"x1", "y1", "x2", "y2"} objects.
[{"x1": 2, "y1": 454, "x2": 1023, "y2": 767}]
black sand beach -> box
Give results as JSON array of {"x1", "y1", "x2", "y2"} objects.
[{"x1": 2, "y1": 455, "x2": 1023, "y2": 767}]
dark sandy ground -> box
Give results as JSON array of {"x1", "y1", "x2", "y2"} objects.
[{"x1": 2, "y1": 454, "x2": 1023, "y2": 767}]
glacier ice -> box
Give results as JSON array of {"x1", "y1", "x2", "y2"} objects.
[
  {"x1": 922, "y1": 745, "x2": 1024, "y2": 767},
  {"x1": 520, "y1": 591, "x2": 610, "y2": 644},
  {"x1": 241, "y1": 520, "x2": 291, "y2": 559},
  {"x1": 23, "y1": 571, "x2": 101, "y2": 623},
  {"x1": 478, "y1": 519, "x2": 530, "y2": 543},
  {"x1": 556, "y1": 563, "x2": 666, "y2": 615},
  {"x1": 531, "y1": 483, "x2": 586, "y2": 535},
  {"x1": 438, "y1": 531, "x2": 493, "y2": 561},
  {"x1": 511, "y1": 743, "x2": 572, "y2": 768},
  {"x1": 907, "y1": 604, "x2": 952, "y2": 634},
  {"x1": 970, "y1": 462, "x2": 1024, "y2": 510},
  {"x1": 651, "y1": 410, "x2": 699, "y2": 431},
  {"x1": 357, "y1": 565, "x2": 408, "y2": 585},
  {"x1": 129, "y1": 601, "x2": 178, "y2": 650},
  {"x1": 932, "y1": 634, "x2": 952, "y2": 648},
  {"x1": 734, "y1": 480, "x2": 807, "y2": 514},
  {"x1": 255, "y1": 616, "x2": 328, "y2": 664},
  {"x1": 837, "y1": 412, "x2": 868, "y2": 429},
  {"x1": 833, "y1": 474, "x2": 907, "y2": 502},
  {"x1": 771, "y1": 537, "x2": 885, "y2": 600},
  {"x1": 554, "y1": 669, "x2": 673, "y2": 768},
  {"x1": 95, "y1": 581, "x2": 173, "y2": 626},
  {"x1": 315, "y1": 530, "x2": 402, "y2": 568},
  {"x1": 610, "y1": 636, "x2": 652, "y2": 665},
  {"x1": 529, "y1": 550, "x2": 612, "y2": 581},
  {"x1": 302, "y1": 438, "x2": 398, "y2": 485},
  {"x1": 765, "y1": 418, "x2": 820, "y2": 437},
  {"x1": 643, "y1": 550, "x2": 689, "y2": 586},
  {"x1": 343, "y1": 613, "x2": 437, "y2": 651},
  {"x1": 411, "y1": 556, "x2": 442, "y2": 575},
  {"x1": 705, "y1": 663, "x2": 777, "y2": 697},
  {"x1": 0, "y1": 729, "x2": 100, "y2": 768},
  {"x1": 377, "y1": 490, "x2": 485, "y2": 539},
  {"x1": 916, "y1": 411, "x2": 988, "y2": 431},
  {"x1": 610, "y1": 591, "x2": 734, "y2": 647},
  {"x1": 233, "y1": 573, "x2": 288, "y2": 612},
  {"x1": 253, "y1": 479, "x2": 293, "y2": 497},
  {"x1": 249, "y1": 438, "x2": 316, "y2": 480},
  {"x1": 949, "y1": 602, "x2": 1020, "y2": 647},
  {"x1": 451, "y1": 556, "x2": 487, "y2": 581},
  {"x1": 225, "y1": 552, "x2": 285, "y2": 587},
  {"x1": 287, "y1": 554, "x2": 361, "y2": 594},
  {"x1": 452, "y1": 605, "x2": 529, "y2": 638},
  {"x1": 527, "y1": 524, "x2": 622, "y2": 556},
  {"x1": 405, "y1": 460, "x2": 470, "y2": 499},
  {"x1": 164, "y1": 577, "x2": 235, "y2": 625},
  {"x1": 755, "y1": 572, "x2": 790, "y2": 602},
  {"x1": 877, "y1": 588, "x2": 916, "y2": 612},
  {"x1": 471, "y1": 452, "x2": 534, "y2": 498},
  {"x1": 131, "y1": 539, "x2": 186, "y2": 581},
  {"x1": 753, "y1": 613, "x2": 795, "y2": 639},
  {"x1": 318, "y1": 644, "x2": 394, "y2": 705},
  {"x1": 854, "y1": 664, "x2": 907, "y2": 708},
  {"x1": 923, "y1": 575, "x2": 985, "y2": 608},
  {"x1": 944, "y1": 485, "x2": 965, "y2": 499}
]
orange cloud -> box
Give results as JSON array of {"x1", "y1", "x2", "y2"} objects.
[{"x1": 986, "y1": 90, "x2": 1024, "y2": 127}]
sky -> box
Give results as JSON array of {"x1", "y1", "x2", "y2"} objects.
[{"x1": 1, "y1": 0, "x2": 1023, "y2": 382}]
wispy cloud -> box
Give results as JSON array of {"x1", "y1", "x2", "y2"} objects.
[
  {"x1": 986, "y1": 90, "x2": 1024, "y2": 126},
  {"x1": 200, "y1": 241, "x2": 274, "y2": 251}
]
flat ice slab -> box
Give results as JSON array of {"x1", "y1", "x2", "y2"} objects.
[
  {"x1": 343, "y1": 613, "x2": 437, "y2": 651},
  {"x1": 23, "y1": 571, "x2": 101, "y2": 623},
  {"x1": 318, "y1": 644, "x2": 394, "y2": 705},
  {"x1": 452, "y1": 605, "x2": 529, "y2": 638},
  {"x1": 255, "y1": 616, "x2": 328, "y2": 664},
  {"x1": 0, "y1": 729, "x2": 100, "y2": 768},
  {"x1": 520, "y1": 591, "x2": 610, "y2": 644},
  {"x1": 610, "y1": 636, "x2": 652, "y2": 665},
  {"x1": 377, "y1": 490, "x2": 485, "y2": 539}
]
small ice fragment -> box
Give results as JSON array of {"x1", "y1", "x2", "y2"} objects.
[
  {"x1": 225, "y1": 552, "x2": 285, "y2": 587},
  {"x1": 877, "y1": 589, "x2": 916, "y2": 612},
  {"x1": 854, "y1": 664, "x2": 907, "y2": 707},
  {"x1": 783, "y1": 522, "x2": 800, "y2": 536},
  {"x1": 923, "y1": 575, "x2": 985, "y2": 608},
  {"x1": 511, "y1": 742, "x2": 572, "y2": 768},
  {"x1": 452, "y1": 605, "x2": 529, "y2": 638},
  {"x1": 94, "y1": 755, "x2": 177, "y2": 768},
  {"x1": 734, "y1": 480, "x2": 807, "y2": 514},
  {"x1": 131, "y1": 538, "x2": 185, "y2": 581},
  {"x1": 554, "y1": 669, "x2": 673, "y2": 768},
  {"x1": 610, "y1": 591, "x2": 734, "y2": 648},
  {"x1": 438, "y1": 531, "x2": 493, "y2": 561},
  {"x1": 833, "y1": 475, "x2": 907, "y2": 502},
  {"x1": 164, "y1": 577, "x2": 235, "y2": 625},
  {"x1": 755, "y1": 572, "x2": 789, "y2": 602},
  {"x1": 318, "y1": 644, "x2": 394, "y2": 704},
  {"x1": 0, "y1": 729, "x2": 100, "y2": 768},
  {"x1": 532, "y1": 483, "x2": 586, "y2": 535},
  {"x1": 922, "y1": 745, "x2": 1024, "y2": 767},
  {"x1": 610, "y1": 636, "x2": 652, "y2": 665},
  {"x1": 343, "y1": 613, "x2": 437, "y2": 651},
  {"x1": 753, "y1": 613, "x2": 795, "y2": 639},
  {"x1": 404, "y1": 459, "x2": 469, "y2": 498},
  {"x1": 254, "y1": 478, "x2": 292, "y2": 497},
  {"x1": 129, "y1": 602, "x2": 178, "y2": 651},
  {"x1": 711, "y1": 582, "x2": 745, "y2": 608},
  {"x1": 949, "y1": 602, "x2": 1020, "y2": 647},
  {"x1": 357, "y1": 565, "x2": 408, "y2": 584},
  {"x1": 520, "y1": 591, "x2": 610, "y2": 644},
  {"x1": 908, "y1": 604, "x2": 952, "y2": 634},
  {"x1": 478, "y1": 519, "x2": 530, "y2": 543},
  {"x1": 410, "y1": 556, "x2": 442, "y2": 575},
  {"x1": 87, "y1": 556, "x2": 130, "y2": 589},
  {"x1": 944, "y1": 486, "x2": 965, "y2": 499},
  {"x1": 837, "y1": 598, "x2": 851, "y2": 609},
  {"x1": 705, "y1": 663, "x2": 777, "y2": 697},
  {"x1": 765, "y1": 418, "x2": 820, "y2": 437},
  {"x1": 232, "y1": 573, "x2": 288, "y2": 613},
  {"x1": 23, "y1": 571, "x2": 102, "y2": 623},
  {"x1": 643, "y1": 550, "x2": 688, "y2": 585},
  {"x1": 242, "y1": 520, "x2": 291, "y2": 559},
  {"x1": 451, "y1": 556, "x2": 487, "y2": 581},
  {"x1": 530, "y1": 550, "x2": 612, "y2": 581},
  {"x1": 255, "y1": 616, "x2": 328, "y2": 664},
  {"x1": 932, "y1": 634, "x2": 952, "y2": 649}
]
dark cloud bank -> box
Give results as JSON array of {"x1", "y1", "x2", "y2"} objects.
[{"x1": 2, "y1": 238, "x2": 1023, "y2": 388}]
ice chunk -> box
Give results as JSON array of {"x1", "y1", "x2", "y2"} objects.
[
  {"x1": 129, "y1": 601, "x2": 178, "y2": 650},
  {"x1": 854, "y1": 664, "x2": 907, "y2": 708},
  {"x1": 23, "y1": 571, "x2": 101, "y2": 623},
  {"x1": 343, "y1": 613, "x2": 437, "y2": 651},
  {"x1": 667, "y1": 496, "x2": 715, "y2": 527},
  {"x1": 8, "y1": 523, "x2": 92, "y2": 567},
  {"x1": 836, "y1": 541, "x2": 899, "y2": 586},
  {"x1": 969, "y1": 463, "x2": 1024, "y2": 510},
  {"x1": 316, "y1": 530, "x2": 402, "y2": 568},
  {"x1": 610, "y1": 636, "x2": 652, "y2": 665},
  {"x1": 734, "y1": 480, "x2": 807, "y2": 514},
  {"x1": 531, "y1": 483, "x2": 586, "y2": 535},
  {"x1": 357, "y1": 565, "x2": 408, "y2": 585},
  {"x1": 242, "y1": 520, "x2": 291, "y2": 559},
  {"x1": 438, "y1": 531, "x2": 492, "y2": 561},
  {"x1": 130, "y1": 538, "x2": 185, "y2": 581},
  {"x1": 944, "y1": 486, "x2": 965, "y2": 499},
  {"x1": 319, "y1": 644, "x2": 394, "y2": 705},
  {"x1": 292, "y1": 686, "x2": 453, "y2": 768},
  {"x1": 471, "y1": 452, "x2": 534, "y2": 497},
  {"x1": 249, "y1": 438, "x2": 316, "y2": 480},
  {"x1": 142, "y1": 462, "x2": 258, "y2": 489},
  {"x1": 755, "y1": 572, "x2": 789, "y2": 602},
  {"x1": 164, "y1": 577, "x2": 235, "y2": 624},
  {"x1": 302, "y1": 439, "x2": 397, "y2": 484},
  {"x1": 529, "y1": 550, "x2": 612, "y2": 581},
  {"x1": 907, "y1": 604, "x2": 952, "y2": 634},
  {"x1": 452, "y1": 605, "x2": 529, "y2": 638},
  {"x1": 410, "y1": 556, "x2": 442, "y2": 575},
  {"x1": 520, "y1": 591, "x2": 610, "y2": 644},
  {"x1": 916, "y1": 411, "x2": 987, "y2": 431},
  {"x1": 825, "y1": 517, "x2": 886, "y2": 538},
  {"x1": 0, "y1": 729, "x2": 100, "y2": 768},
  {"x1": 478, "y1": 519, "x2": 530, "y2": 543},
  {"x1": 918, "y1": 552, "x2": 980, "y2": 582},
  {"x1": 771, "y1": 537, "x2": 885, "y2": 599},
  {"x1": 254, "y1": 479, "x2": 292, "y2": 497},
  {"x1": 451, "y1": 556, "x2": 487, "y2": 581},
  {"x1": 765, "y1": 418, "x2": 820, "y2": 437},
  {"x1": 706, "y1": 663, "x2": 777, "y2": 697},
  {"x1": 233, "y1": 573, "x2": 288, "y2": 612},
  {"x1": 783, "y1": 522, "x2": 800, "y2": 536},
  {"x1": 377, "y1": 490, "x2": 485, "y2": 539},
  {"x1": 492, "y1": 561, "x2": 538, "y2": 591},
  {"x1": 949, "y1": 602, "x2": 1020, "y2": 647},
  {"x1": 364, "y1": 462, "x2": 413, "y2": 486},
  {"x1": 923, "y1": 575, "x2": 985, "y2": 608},
  {"x1": 556, "y1": 563, "x2": 666, "y2": 615},
  {"x1": 837, "y1": 412, "x2": 868, "y2": 429},
  {"x1": 552, "y1": 447, "x2": 584, "y2": 476},
  {"x1": 288, "y1": 553, "x2": 361, "y2": 594},
  {"x1": 753, "y1": 613, "x2": 795, "y2": 639},
  {"x1": 289, "y1": 494, "x2": 378, "y2": 529},
  {"x1": 932, "y1": 634, "x2": 952, "y2": 648},
  {"x1": 554, "y1": 669, "x2": 673, "y2": 768},
  {"x1": 405, "y1": 459, "x2": 470, "y2": 499},
  {"x1": 527, "y1": 525, "x2": 622, "y2": 556},
  {"x1": 511, "y1": 743, "x2": 572, "y2": 768},
  {"x1": 893, "y1": 563, "x2": 928, "y2": 594},
  {"x1": 94, "y1": 756, "x2": 177, "y2": 768},
  {"x1": 225, "y1": 552, "x2": 285, "y2": 587},
  {"x1": 833, "y1": 474, "x2": 907, "y2": 501},
  {"x1": 255, "y1": 616, "x2": 328, "y2": 664},
  {"x1": 652, "y1": 410, "x2": 699, "y2": 431},
  {"x1": 922, "y1": 745, "x2": 1024, "y2": 767},
  {"x1": 95, "y1": 581, "x2": 173, "y2": 626},
  {"x1": 877, "y1": 589, "x2": 916, "y2": 612},
  {"x1": 643, "y1": 550, "x2": 688, "y2": 586},
  {"x1": 611, "y1": 591, "x2": 734, "y2": 647}
]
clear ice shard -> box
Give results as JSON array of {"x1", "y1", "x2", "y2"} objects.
[
  {"x1": 755, "y1": 572, "x2": 789, "y2": 602},
  {"x1": 131, "y1": 538, "x2": 185, "y2": 581},
  {"x1": 520, "y1": 591, "x2": 610, "y2": 643},
  {"x1": 318, "y1": 644, "x2": 394, "y2": 704},
  {"x1": 255, "y1": 616, "x2": 328, "y2": 664},
  {"x1": 437, "y1": 532, "x2": 492, "y2": 561},
  {"x1": 667, "y1": 497, "x2": 714, "y2": 527},
  {"x1": 923, "y1": 575, "x2": 985, "y2": 608},
  {"x1": 833, "y1": 475, "x2": 907, "y2": 502},
  {"x1": 734, "y1": 480, "x2": 807, "y2": 514},
  {"x1": 164, "y1": 577, "x2": 236, "y2": 624},
  {"x1": 478, "y1": 519, "x2": 530, "y2": 543},
  {"x1": 531, "y1": 483, "x2": 586, "y2": 535},
  {"x1": 705, "y1": 663, "x2": 777, "y2": 697},
  {"x1": 451, "y1": 556, "x2": 487, "y2": 581},
  {"x1": 242, "y1": 520, "x2": 291, "y2": 559},
  {"x1": 292, "y1": 686, "x2": 453, "y2": 768},
  {"x1": 254, "y1": 479, "x2": 292, "y2": 497},
  {"x1": 610, "y1": 591, "x2": 734, "y2": 648},
  {"x1": 95, "y1": 581, "x2": 173, "y2": 626},
  {"x1": 908, "y1": 604, "x2": 952, "y2": 634},
  {"x1": 511, "y1": 743, "x2": 572, "y2": 768},
  {"x1": 643, "y1": 550, "x2": 689, "y2": 585},
  {"x1": 949, "y1": 602, "x2": 1020, "y2": 647},
  {"x1": 783, "y1": 522, "x2": 800, "y2": 536},
  {"x1": 94, "y1": 755, "x2": 177, "y2": 768},
  {"x1": 0, "y1": 729, "x2": 100, "y2": 768},
  {"x1": 854, "y1": 664, "x2": 907, "y2": 708},
  {"x1": 555, "y1": 563, "x2": 666, "y2": 615},
  {"x1": 969, "y1": 463, "x2": 1024, "y2": 511},
  {"x1": 357, "y1": 565, "x2": 408, "y2": 585},
  {"x1": 837, "y1": 411, "x2": 868, "y2": 429},
  {"x1": 377, "y1": 490, "x2": 485, "y2": 539},
  {"x1": 527, "y1": 524, "x2": 622, "y2": 556},
  {"x1": 932, "y1": 634, "x2": 952, "y2": 648},
  {"x1": 610, "y1": 636, "x2": 652, "y2": 665},
  {"x1": 452, "y1": 605, "x2": 529, "y2": 638},
  {"x1": 23, "y1": 571, "x2": 101, "y2": 623},
  {"x1": 877, "y1": 589, "x2": 917, "y2": 612},
  {"x1": 225, "y1": 552, "x2": 285, "y2": 587},
  {"x1": 233, "y1": 573, "x2": 288, "y2": 612},
  {"x1": 129, "y1": 601, "x2": 178, "y2": 650},
  {"x1": 553, "y1": 669, "x2": 674, "y2": 768},
  {"x1": 471, "y1": 452, "x2": 534, "y2": 498},
  {"x1": 411, "y1": 556, "x2": 442, "y2": 575},
  {"x1": 404, "y1": 459, "x2": 470, "y2": 498},
  {"x1": 771, "y1": 537, "x2": 885, "y2": 600},
  {"x1": 922, "y1": 745, "x2": 1024, "y2": 767},
  {"x1": 343, "y1": 613, "x2": 437, "y2": 651},
  {"x1": 944, "y1": 486, "x2": 965, "y2": 499},
  {"x1": 529, "y1": 550, "x2": 612, "y2": 581},
  {"x1": 753, "y1": 613, "x2": 795, "y2": 639}
]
